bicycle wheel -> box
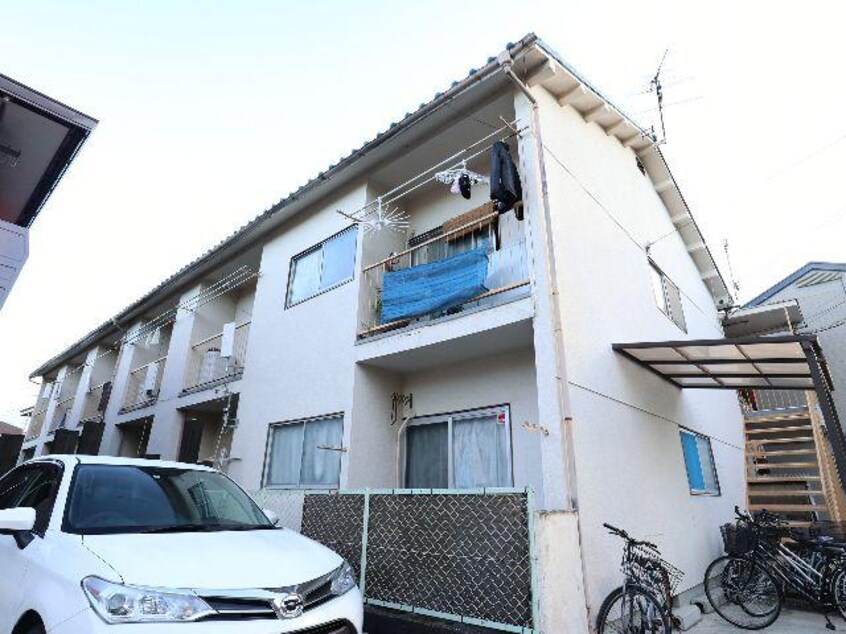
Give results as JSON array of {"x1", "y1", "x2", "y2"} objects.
[
  {"x1": 596, "y1": 584, "x2": 671, "y2": 634},
  {"x1": 704, "y1": 555, "x2": 782, "y2": 629},
  {"x1": 827, "y1": 561, "x2": 846, "y2": 622}
]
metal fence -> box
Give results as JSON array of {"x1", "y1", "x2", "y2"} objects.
[{"x1": 251, "y1": 488, "x2": 537, "y2": 633}]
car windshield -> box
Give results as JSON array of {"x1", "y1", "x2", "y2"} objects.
[{"x1": 64, "y1": 464, "x2": 274, "y2": 535}]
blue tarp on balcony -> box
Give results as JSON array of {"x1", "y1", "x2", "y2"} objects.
[{"x1": 381, "y1": 247, "x2": 489, "y2": 324}]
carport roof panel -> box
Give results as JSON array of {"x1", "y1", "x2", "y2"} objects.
[{"x1": 612, "y1": 335, "x2": 821, "y2": 390}]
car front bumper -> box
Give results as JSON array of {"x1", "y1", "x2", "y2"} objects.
[{"x1": 49, "y1": 587, "x2": 363, "y2": 634}]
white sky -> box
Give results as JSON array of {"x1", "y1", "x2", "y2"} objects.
[{"x1": 3, "y1": 1, "x2": 846, "y2": 427}]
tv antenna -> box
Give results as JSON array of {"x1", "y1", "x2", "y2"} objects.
[
  {"x1": 648, "y1": 48, "x2": 670, "y2": 145},
  {"x1": 723, "y1": 238, "x2": 741, "y2": 300}
]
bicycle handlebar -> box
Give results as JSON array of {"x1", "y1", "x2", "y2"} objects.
[{"x1": 603, "y1": 522, "x2": 658, "y2": 550}]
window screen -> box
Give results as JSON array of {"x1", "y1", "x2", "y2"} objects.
[
  {"x1": 265, "y1": 415, "x2": 344, "y2": 488},
  {"x1": 287, "y1": 227, "x2": 357, "y2": 306},
  {"x1": 680, "y1": 430, "x2": 720, "y2": 495}
]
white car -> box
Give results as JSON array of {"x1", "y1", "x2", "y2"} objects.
[{"x1": 0, "y1": 455, "x2": 363, "y2": 634}]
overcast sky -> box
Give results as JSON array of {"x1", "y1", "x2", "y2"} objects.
[{"x1": 3, "y1": 1, "x2": 846, "y2": 427}]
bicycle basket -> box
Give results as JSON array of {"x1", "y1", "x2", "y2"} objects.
[
  {"x1": 721, "y1": 522, "x2": 757, "y2": 555},
  {"x1": 627, "y1": 545, "x2": 685, "y2": 600}
]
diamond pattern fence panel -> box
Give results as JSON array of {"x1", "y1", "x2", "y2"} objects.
[
  {"x1": 248, "y1": 488, "x2": 536, "y2": 633},
  {"x1": 365, "y1": 491, "x2": 533, "y2": 630}
]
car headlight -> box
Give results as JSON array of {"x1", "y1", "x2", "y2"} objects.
[
  {"x1": 82, "y1": 576, "x2": 214, "y2": 624},
  {"x1": 329, "y1": 560, "x2": 357, "y2": 597}
]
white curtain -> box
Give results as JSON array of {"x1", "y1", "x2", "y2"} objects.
[
  {"x1": 696, "y1": 435, "x2": 718, "y2": 493},
  {"x1": 289, "y1": 249, "x2": 322, "y2": 305},
  {"x1": 453, "y1": 415, "x2": 510, "y2": 489},
  {"x1": 300, "y1": 417, "x2": 343, "y2": 486},
  {"x1": 267, "y1": 424, "x2": 304, "y2": 486},
  {"x1": 406, "y1": 422, "x2": 449, "y2": 488}
]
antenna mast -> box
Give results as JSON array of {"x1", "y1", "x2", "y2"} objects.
[{"x1": 649, "y1": 48, "x2": 669, "y2": 145}]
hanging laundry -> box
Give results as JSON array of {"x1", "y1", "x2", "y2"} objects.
[
  {"x1": 436, "y1": 161, "x2": 489, "y2": 199},
  {"x1": 381, "y1": 247, "x2": 489, "y2": 323},
  {"x1": 490, "y1": 141, "x2": 523, "y2": 219},
  {"x1": 458, "y1": 173, "x2": 472, "y2": 199}
]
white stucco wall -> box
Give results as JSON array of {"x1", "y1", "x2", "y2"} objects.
[
  {"x1": 533, "y1": 85, "x2": 745, "y2": 615},
  {"x1": 228, "y1": 183, "x2": 368, "y2": 489}
]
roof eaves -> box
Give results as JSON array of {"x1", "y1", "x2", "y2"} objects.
[{"x1": 746, "y1": 262, "x2": 846, "y2": 307}]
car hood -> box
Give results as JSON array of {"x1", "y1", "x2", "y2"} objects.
[{"x1": 82, "y1": 528, "x2": 343, "y2": 589}]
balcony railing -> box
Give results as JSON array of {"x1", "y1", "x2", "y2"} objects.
[
  {"x1": 738, "y1": 388, "x2": 808, "y2": 415},
  {"x1": 358, "y1": 206, "x2": 529, "y2": 338},
  {"x1": 48, "y1": 396, "x2": 76, "y2": 433},
  {"x1": 122, "y1": 357, "x2": 166, "y2": 412},
  {"x1": 184, "y1": 322, "x2": 250, "y2": 391},
  {"x1": 81, "y1": 381, "x2": 111, "y2": 422},
  {"x1": 25, "y1": 409, "x2": 47, "y2": 441}
]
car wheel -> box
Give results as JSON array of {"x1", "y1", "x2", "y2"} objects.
[{"x1": 13, "y1": 616, "x2": 45, "y2": 634}]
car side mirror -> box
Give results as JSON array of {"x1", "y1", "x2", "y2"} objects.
[
  {"x1": 0, "y1": 508, "x2": 36, "y2": 549},
  {"x1": 0, "y1": 507, "x2": 36, "y2": 533},
  {"x1": 263, "y1": 509, "x2": 280, "y2": 526}
]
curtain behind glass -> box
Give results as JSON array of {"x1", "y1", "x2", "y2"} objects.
[
  {"x1": 289, "y1": 249, "x2": 322, "y2": 305},
  {"x1": 267, "y1": 424, "x2": 304, "y2": 486},
  {"x1": 406, "y1": 422, "x2": 448, "y2": 488},
  {"x1": 321, "y1": 228, "x2": 357, "y2": 290},
  {"x1": 453, "y1": 415, "x2": 510, "y2": 488},
  {"x1": 300, "y1": 417, "x2": 343, "y2": 486}
]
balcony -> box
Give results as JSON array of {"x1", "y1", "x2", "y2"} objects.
[
  {"x1": 358, "y1": 204, "x2": 530, "y2": 340},
  {"x1": 25, "y1": 409, "x2": 47, "y2": 441},
  {"x1": 183, "y1": 321, "x2": 250, "y2": 393},
  {"x1": 80, "y1": 381, "x2": 111, "y2": 423},
  {"x1": 121, "y1": 357, "x2": 166, "y2": 412},
  {"x1": 49, "y1": 395, "x2": 75, "y2": 433}
]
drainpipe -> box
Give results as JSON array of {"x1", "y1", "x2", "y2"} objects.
[{"x1": 498, "y1": 53, "x2": 578, "y2": 512}]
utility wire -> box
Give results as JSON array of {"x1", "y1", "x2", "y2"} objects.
[{"x1": 541, "y1": 143, "x2": 722, "y2": 327}]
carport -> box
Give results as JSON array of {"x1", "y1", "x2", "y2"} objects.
[{"x1": 612, "y1": 335, "x2": 846, "y2": 515}]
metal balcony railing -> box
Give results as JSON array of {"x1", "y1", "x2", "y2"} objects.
[
  {"x1": 81, "y1": 381, "x2": 111, "y2": 422},
  {"x1": 184, "y1": 322, "x2": 250, "y2": 390},
  {"x1": 738, "y1": 388, "x2": 808, "y2": 415},
  {"x1": 122, "y1": 357, "x2": 166, "y2": 411},
  {"x1": 358, "y1": 207, "x2": 529, "y2": 338}
]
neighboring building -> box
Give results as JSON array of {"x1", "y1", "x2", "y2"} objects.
[
  {"x1": 743, "y1": 262, "x2": 846, "y2": 419},
  {"x1": 20, "y1": 34, "x2": 752, "y2": 631},
  {"x1": 0, "y1": 421, "x2": 22, "y2": 436},
  {"x1": 0, "y1": 73, "x2": 97, "y2": 309}
]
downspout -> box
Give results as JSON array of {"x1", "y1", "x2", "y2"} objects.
[{"x1": 498, "y1": 53, "x2": 579, "y2": 512}]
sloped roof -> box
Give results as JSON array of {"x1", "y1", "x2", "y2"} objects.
[
  {"x1": 0, "y1": 421, "x2": 23, "y2": 436},
  {"x1": 746, "y1": 262, "x2": 846, "y2": 307},
  {"x1": 31, "y1": 33, "x2": 728, "y2": 377}
]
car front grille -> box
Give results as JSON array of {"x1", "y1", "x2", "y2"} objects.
[{"x1": 296, "y1": 622, "x2": 356, "y2": 634}]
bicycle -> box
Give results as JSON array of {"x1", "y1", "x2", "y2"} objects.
[
  {"x1": 596, "y1": 523, "x2": 683, "y2": 634},
  {"x1": 704, "y1": 506, "x2": 846, "y2": 630}
]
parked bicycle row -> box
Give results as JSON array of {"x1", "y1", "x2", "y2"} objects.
[{"x1": 598, "y1": 508, "x2": 846, "y2": 633}]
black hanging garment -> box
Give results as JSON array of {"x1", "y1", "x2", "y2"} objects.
[{"x1": 490, "y1": 141, "x2": 523, "y2": 219}]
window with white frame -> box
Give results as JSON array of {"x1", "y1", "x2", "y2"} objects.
[
  {"x1": 404, "y1": 406, "x2": 513, "y2": 489},
  {"x1": 286, "y1": 226, "x2": 357, "y2": 307},
  {"x1": 649, "y1": 262, "x2": 686, "y2": 332},
  {"x1": 679, "y1": 429, "x2": 720, "y2": 495},
  {"x1": 264, "y1": 415, "x2": 344, "y2": 488}
]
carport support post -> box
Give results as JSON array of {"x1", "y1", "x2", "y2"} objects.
[{"x1": 803, "y1": 341, "x2": 846, "y2": 491}]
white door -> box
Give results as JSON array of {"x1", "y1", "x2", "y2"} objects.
[{"x1": 0, "y1": 464, "x2": 61, "y2": 632}]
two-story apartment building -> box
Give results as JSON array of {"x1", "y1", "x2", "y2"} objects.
[{"x1": 18, "y1": 34, "x2": 750, "y2": 631}]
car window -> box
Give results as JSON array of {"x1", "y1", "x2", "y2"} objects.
[
  {"x1": 0, "y1": 467, "x2": 32, "y2": 510},
  {"x1": 0, "y1": 463, "x2": 62, "y2": 533},
  {"x1": 64, "y1": 464, "x2": 273, "y2": 534}
]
